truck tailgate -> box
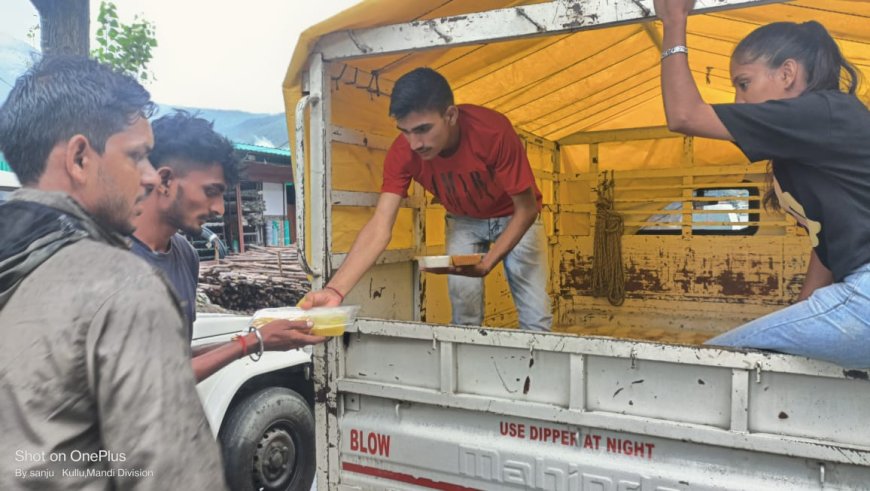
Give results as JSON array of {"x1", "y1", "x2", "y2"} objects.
[{"x1": 323, "y1": 319, "x2": 870, "y2": 490}]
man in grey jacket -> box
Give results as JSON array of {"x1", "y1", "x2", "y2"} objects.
[{"x1": 0, "y1": 57, "x2": 227, "y2": 490}]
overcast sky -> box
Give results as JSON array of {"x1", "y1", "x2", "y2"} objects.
[{"x1": 1, "y1": 0, "x2": 360, "y2": 113}]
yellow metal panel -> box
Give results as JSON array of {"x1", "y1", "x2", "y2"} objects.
[
  {"x1": 484, "y1": 263, "x2": 519, "y2": 328},
  {"x1": 424, "y1": 206, "x2": 446, "y2": 247},
  {"x1": 346, "y1": 262, "x2": 417, "y2": 321},
  {"x1": 525, "y1": 141, "x2": 549, "y2": 171},
  {"x1": 332, "y1": 206, "x2": 414, "y2": 253},
  {"x1": 538, "y1": 178, "x2": 554, "y2": 206},
  {"x1": 330, "y1": 65, "x2": 394, "y2": 136},
  {"x1": 561, "y1": 146, "x2": 590, "y2": 174},
  {"x1": 424, "y1": 273, "x2": 450, "y2": 324},
  {"x1": 421, "y1": 261, "x2": 522, "y2": 328},
  {"x1": 332, "y1": 143, "x2": 387, "y2": 193},
  {"x1": 557, "y1": 212, "x2": 591, "y2": 237}
]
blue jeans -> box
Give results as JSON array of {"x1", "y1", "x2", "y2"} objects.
[
  {"x1": 706, "y1": 263, "x2": 870, "y2": 369},
  {"x1": 445, "y1": 214, "x2": 552, "y2": 332}
]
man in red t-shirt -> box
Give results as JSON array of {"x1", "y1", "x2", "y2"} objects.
[{"x1": 301, "y1": 68, "x2": 552, "y2": 331}]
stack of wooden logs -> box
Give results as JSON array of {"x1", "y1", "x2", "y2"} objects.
[
  {"x1": 198, "y1": 245, "x2": 310, "y2": 313},
  {"x1": 224, "y1": 188, "x2": 266, "y2": 227}
]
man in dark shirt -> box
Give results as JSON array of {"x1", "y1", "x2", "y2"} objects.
[
  {"x1": 132, "y1": 111, "x2": 324, "y2": 382},
  {"x1": 132, "y1": 233, "x2": 200, "y2": 336}
]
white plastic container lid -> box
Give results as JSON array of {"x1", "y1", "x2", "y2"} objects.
[{"x1": 250, "y1": 305, "x2": 360, "y2": 330}]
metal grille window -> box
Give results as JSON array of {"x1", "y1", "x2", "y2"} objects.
[{"x1": 639, "y1": 186, "x2": 760, "y2": 236}]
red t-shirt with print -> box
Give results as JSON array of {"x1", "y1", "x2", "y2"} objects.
[{"x1": 381, "y1": 104, "x2": 542, "y2": 218}]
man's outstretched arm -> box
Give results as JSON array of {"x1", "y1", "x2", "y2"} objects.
[
  {"x1": 299, "y1": 192, "x2": 403, "y2": 308},
  {"x1": 191, "y1": 319, "x2": 325, "y2": 382}
]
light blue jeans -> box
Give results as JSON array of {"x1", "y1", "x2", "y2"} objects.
[
  {"x1": 445, "y1": 214, "x2": 552, "y2": 332},
  {"x1": 707, "y1": 263, "x2": 870, "y2": 369}
]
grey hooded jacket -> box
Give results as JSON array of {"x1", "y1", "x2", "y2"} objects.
[{"x1": 0, "y1": 189, "x2": 227, "y2": 490}]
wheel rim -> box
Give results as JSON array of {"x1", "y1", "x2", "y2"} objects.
[{"x1": 253, "y1": 421, "x2": 298, "y2": 490}]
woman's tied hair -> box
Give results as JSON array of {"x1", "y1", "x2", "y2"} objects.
[{"x1": 732, "y1": 21, "x2": 860, "y2": 95}]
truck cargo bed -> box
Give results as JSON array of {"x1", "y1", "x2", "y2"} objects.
[
  {"x1": 556, "y1": 323, "x2": 711, "y2": 345},
  {"x1": 328, "y1": 319, "x2": 870, "y2": 490}
]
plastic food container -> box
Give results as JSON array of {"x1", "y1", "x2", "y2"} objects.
[
  {"x1": 249, "y1": 306, "x2": 360, "y2": 337},
  {"x1": 416, "y1": 254, "x2": 483, "y2": 273},
  {"x1": 417, "y1": 255, "x2": 452, "y2": 269}
]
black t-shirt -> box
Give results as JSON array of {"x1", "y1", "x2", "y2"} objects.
[
  {"x1": 130, "y1": 234, "x2": 200, "y2": 341},
  {"x1": 713, "y1": 91, "x2": 870, "y2": 282}
]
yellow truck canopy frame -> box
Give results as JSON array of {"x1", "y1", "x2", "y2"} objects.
[{"x1": 283, "y1": 0, "x2": 869, "y2": 338}]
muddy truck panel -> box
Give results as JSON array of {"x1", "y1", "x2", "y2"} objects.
[{"x1": 333, "y1": 320, "x2": 870, "y2": 490}]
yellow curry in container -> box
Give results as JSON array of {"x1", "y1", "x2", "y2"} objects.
[{"x1": 250, "y1": 306, "x2": 360, "y2": 336}]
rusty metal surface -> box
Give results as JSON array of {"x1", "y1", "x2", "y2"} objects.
[
  {"x1": 313, "y1": 0, "x2": 788, "y2": 62},
  {"x1": 559, "y1": 236, "x2": 807, "y2": 302},
  {"x1": 557, "y1": 235, "x2": 810, "y2": 339}
]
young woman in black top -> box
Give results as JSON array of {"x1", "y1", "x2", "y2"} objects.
[{"x1": 654, "y1": 0, "x2": 869, "y2": 368}]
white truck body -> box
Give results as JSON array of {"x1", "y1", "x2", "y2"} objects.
[{"x1": 328, "y1": 320, "x2": 870, "y2": 490}]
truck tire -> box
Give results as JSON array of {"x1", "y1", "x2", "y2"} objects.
[{"x1": 219, "y1": 387, "x2": 315, "y2": 491}]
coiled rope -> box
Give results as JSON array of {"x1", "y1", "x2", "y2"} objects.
[{"x1": 591, "y1": 171, "x2": 625, "y2": 306}]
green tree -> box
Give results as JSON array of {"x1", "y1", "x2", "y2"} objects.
[{"x1": 91, "y1": 1, "x2": 157, "y2": 82}]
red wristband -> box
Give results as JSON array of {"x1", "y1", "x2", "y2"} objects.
[
  {"x1": 324, "y1": 286, "x2": 345, "y2": 302},
  {"x1": 234, "y1": 335, "x2": 248, "y2": 357}
]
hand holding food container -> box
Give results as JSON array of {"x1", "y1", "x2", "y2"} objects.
[
  {"x1": 235, "y1": 318, "x2": 328, "y2": 357},
  {"x1": 251, "y1": 305, "x2": 361, "y2": 337},
  {"x1": 417, "y1": 253, "x2": 485, "y2": 275}
]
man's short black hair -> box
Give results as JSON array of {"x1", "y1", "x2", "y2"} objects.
[
  {"x1": 389, "y1": 67, "x2": 455, "y2": 120},
  {"x1": 0, "y1": 56, "x2": 155, "y2": 185},
  {"x1": 149, "y1": 110, "x2": 239, "y2": 186}
]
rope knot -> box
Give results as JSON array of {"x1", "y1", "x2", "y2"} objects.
[{"x1": 592, "y1": 172, "x2": 625, "y2": 306}]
